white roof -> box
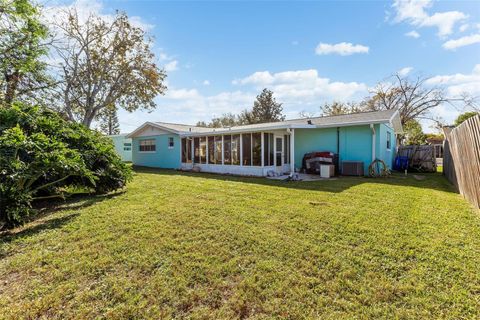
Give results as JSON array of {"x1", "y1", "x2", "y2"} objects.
[{"x1": 127, "y1": 109, "x2": 403, "y2": 138}]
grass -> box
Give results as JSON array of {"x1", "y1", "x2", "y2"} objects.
[{"x1": 1, "y1": 168, "x2": 479, "y2": 319}]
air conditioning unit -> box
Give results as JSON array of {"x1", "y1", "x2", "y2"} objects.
[{"x1": 341, "y1": 161, "x2": 364, "y2": 176}]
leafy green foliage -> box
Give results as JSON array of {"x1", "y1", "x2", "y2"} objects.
[
  {"x1": 199, "y1": 89, "x2": 285, "y2": 127},
  {"x1": 196, "y1": 113, "x2": 239, "y2": 128},
  {"x1": 0, "y1": 0, "x2": 51, "y2": 105},
  {"x1": 242, "y1": 88, "x2": 285, "y2": 124},
  {"x1": 0, "y1": 103, "x2": 131, "y2": 228},
  {"x1": 403, "y1": 119, "x2": 426, "y2": 145},
  {"x1": 454, "y1": 111, "x2": 478, "y2": 126},
  {"x1": 320, "y1": 101, "x2": 361, "y2": 116},
  {"x1": 98, "y1": 107, "x2": 121, "y2": 135}
]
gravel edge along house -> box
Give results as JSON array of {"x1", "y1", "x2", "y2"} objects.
[{"x1": 124, "y1": 109, "x2": 403, "y2": 176}]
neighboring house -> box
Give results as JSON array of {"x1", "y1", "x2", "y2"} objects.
[
  {"x1": 127, "y1": 109, "x2": 403, "y2": 176},
  {"x1": 108, "y1": 134, "x2": 132, "y2": 162}
]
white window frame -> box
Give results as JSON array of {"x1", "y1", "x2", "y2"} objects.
[
  {"x1": 139, "y1": 139, "x2": 156, "y2": 153},
  {"x1": 386, "y1": 131, "x2": 392, "y2": 151},
  {"x1": 168, "y1": 137, "x2": 174, "y2": 149}
]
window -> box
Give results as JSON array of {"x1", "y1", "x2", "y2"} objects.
[
  {"x1": 268, "y1": 133, "x2": 274, "y2": 165},
  {"x1": 214, "y1": 136, "x2": 222, "y2": 164},
  {"x1": 275, "y1": 137, "x2": 283, "y2": 166},
  {"x1": 263, "y1": 133, "x2": 270, "y2": 166},
  {"x1": 232, "y1": 134, "x2": 240, "y2": 165},
  {"x1": 200, "y1": 137, "x2": 207, "y2": 163},
  {"x1": 181, "y1": 138, "x2": 192, "y2": 163},
  {"x1": 252, "y1": 133, "x2": 262, "y2": 166},
  {"x1": 168, "y1": 137, "x2": 174, "y2": 148},
  {"x1": 242, "y1": 133, "x2": 251, "y2": 166},
  {"x1": 193, "y1": 137, "x2": 200, "y2": 163},
  {"x1": 208, "y1": 136, "x2": 215, "y2": 164},
  {"x1": 263, "y1": 133, "x2": 274, "y2": 166},
  {"x1": 284, "y1": 135, "x2": 290, "y2": 164},
  {"x1": 387, "y1": 132, "x2": 392, "y2": 150},
  {"x1": 139, "y1": 139, "x2": 155, "y2": 152},
  {"x1": 123, "y1": 142, "x2": 132, "y2": 151},
  {"x1": 223, "y1": 135, "x2": 231, "y2": 165}
]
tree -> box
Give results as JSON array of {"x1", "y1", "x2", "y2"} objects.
[
  {"x1": 454, "y1": 111, "x2": 478, "y2": 126},
  {"x1": 320, "y1": 101, "x2": 361, "y2": 116},
  {"x1": 197, "y1": 113, "x2": 239, "y2": 128},
  {"x1": 246, "y1": 88, "x2": 285, "y2": 124},
  {"x1": 54, "y1": 9, "x2": 167, "y2": 127},
  {"x1": 0, "y1": 0, "x2": 51, "y2": 105},
  {"x1": 363, "y1": 74, "x2": 448, "y2": 126},
  {"x1": 98, "y1": 107, "x2": 120, "y2": 135},
  {"x1": 403, "y1": 119, "x2": 426, "y2": 145}
]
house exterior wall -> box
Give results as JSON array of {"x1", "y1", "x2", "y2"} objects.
[
  {"x1": 180, "y1": 163, "x2": 288, "y2": 176},
  {"x1": 130, "y1": 123, "x2": 397, "y2": 176},
  {"x1": 108, "y1": 135, "x2": 132, "y2": 162},
  {"x1": 375, "y1": 123, "x2": 396, "y2": 169},
  {"x1": 294, "y1": 124, "x2": 393, "y2": 175},
  {"x1": 132, "y1": 134, "x2": 181, "y2": 169}
]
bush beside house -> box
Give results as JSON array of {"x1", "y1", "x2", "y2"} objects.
[{"x1": 0, "y1": 103, "x2": 132, "y2": 228}]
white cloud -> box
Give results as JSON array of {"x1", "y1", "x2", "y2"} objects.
[
  {"x1": 442, "y1": 33, "x2": 480, "y2": 50},
  {"x1": 426, "y1": 64, "x2": 480, "y2": 97},
  {"x1": 165, "y1": 88, "x2": 201, "y2": 100},
  {"x1": 203, "y1": 80, "x2": 210, "y2": 86},
  {"x1": 118, "y1": 69, "x2": 370, "y2": 131},
  {"x1": 43, "y1": 0, "x2": 154, "y2": 31},
  {"x1": 117, "y1": 91, "x2": 249, "y2": 132},
  {"x1": 405, "y1": 30, "x2": 421, "y2": 38},
  {"x1": 164, "y1": 60, "x2": 178, "y2": 72},
  {"x1": 233, "y1": 69, "x2": 368, "y2": 101},
  {"x1": 315, "y1": 42, "x2": 369, "y2": 56},
  {"x1": 398, "y1": 67, "x2": 413, "y2": 76},
  {"x1": 392, "y1": 0, "x2": 468, "y2": 37},
  {"x1": 459, "y1": 23, "x2": 469, "y2": 32}
]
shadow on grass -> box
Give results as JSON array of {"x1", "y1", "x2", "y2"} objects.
[
  {"x1": 133, "y1": 166, "x2": 456, "y2": 194},
  {"x1": 0, "y1": 190, "x2": 126, "y2": 246}
]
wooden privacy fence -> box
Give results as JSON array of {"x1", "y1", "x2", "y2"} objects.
[
  {"x1": 397, "y1": 145, "x2": 436, "y2": 172},
  {"x1": 443, "y1": 115, "x2": 480, "y2": 209}
]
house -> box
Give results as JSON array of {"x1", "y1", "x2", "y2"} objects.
[
  {"x1": 126, "y1": 109, "x2": 403, "y2": 176},
  {"x1": 108, "y1": 134, "x2": 132, "y2": 162}
]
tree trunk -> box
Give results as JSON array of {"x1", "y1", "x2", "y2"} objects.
[
  {"x1": 82, "y1": 110, "x2": 96, "y2": 128},
  {"x1": 4, "y1": 72, "x2": 20, "y2": 106}
]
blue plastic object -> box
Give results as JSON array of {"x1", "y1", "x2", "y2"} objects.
[{"x1": 394, "y1": 156, "x2": 409, "y2": 171}]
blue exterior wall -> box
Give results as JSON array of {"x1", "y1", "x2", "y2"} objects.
[
  {"x1": 294, "y1": 124, "x2": 395, "y2": 174},
  {"x1": 108, "y1": 135, "x2": 132, "y2": 162},
  {"x1": 132, "y1": 134, "x2": 181, "y2": 169},
  {"x1": 375, "y1": 123, "x2": 396, "y2": 168}
]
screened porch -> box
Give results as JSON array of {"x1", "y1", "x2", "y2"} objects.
[{"x1": 180, "y1": 131, "x2": 294, "y2": 176}]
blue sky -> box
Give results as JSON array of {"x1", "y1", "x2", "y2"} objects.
[{"x1": 45, "y1": 0, "x2": 480, "y2": 132}]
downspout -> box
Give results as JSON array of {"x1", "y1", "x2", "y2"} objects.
[
  {"x1": 290, "y1": 128, "x2": 295, "y2": 175},
  {"x1": 337, "y1": 127, "x2": 340, "y2": 154},
  {"x1": 370, "y1": 124, "x2": 376, "y2": 162},
  {"x1": 337, "y1": 127, "x2": 340, "y2": 175}
]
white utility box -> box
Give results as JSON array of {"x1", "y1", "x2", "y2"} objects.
[{"x1": 320, "y1": 164, "x2": 335, "y2": 178}]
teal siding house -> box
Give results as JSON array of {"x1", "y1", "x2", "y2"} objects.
[
  {"x1": 108, "y1": 134, "x2": 132, "y2": 162},
  {"x1": 127, "y1": 110, "x2": 402, "y2": 176}
]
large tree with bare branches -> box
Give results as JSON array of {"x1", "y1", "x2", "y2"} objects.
[
  {"x1": 362, "y1": 74, "x2": 449, "y2": 126},
  {"x1": 53, "y1": 9, "x2": 167, "y2": 127}
]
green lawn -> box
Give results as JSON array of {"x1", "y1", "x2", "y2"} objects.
[{"x1": 1, "y1": 168, "x2": 479, "y2": 319}]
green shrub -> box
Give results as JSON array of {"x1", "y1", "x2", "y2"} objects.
[{"x1": 0, "y1": 103, "x2": 132, "y2": 228}]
